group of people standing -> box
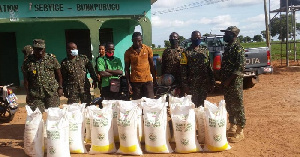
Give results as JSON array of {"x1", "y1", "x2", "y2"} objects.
[
  {"x1": 161, "y1": 26, "x2": 246, "y2": 143},
  {"x1": 21, "y1": 32, "x2": 156, "y2": 110},
  {"x1": 21, "y1": 26, "x2": 246, "y2": 143}
]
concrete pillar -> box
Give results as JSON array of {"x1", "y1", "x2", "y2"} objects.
[{"x1": 138, "y1": 17, "x2": 152, "y2": 46}]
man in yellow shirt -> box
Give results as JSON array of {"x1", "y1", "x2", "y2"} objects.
[{"x1": 124, "y1": 32, "x2": 156, "y2": 99}]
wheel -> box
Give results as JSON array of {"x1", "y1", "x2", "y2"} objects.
[
  {"x1": 243, "y1": 76, "x2": 259, "y2": 89},
  {"x1": 0, "y1": 104, "x2": 14, "y2": 123}
]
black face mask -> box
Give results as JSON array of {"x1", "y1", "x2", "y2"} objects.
[
  {"x1": 169, "y1": 39, "x2": 178, "y2": 46},
  {"x1": 224, "y1": 34, "x2": 234, "y2": 43}
]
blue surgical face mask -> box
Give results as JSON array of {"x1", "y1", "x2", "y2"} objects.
[
  {"x1": 192, "y1": 39, "x2": 201, "y2": 46},
  {"x1": 70, "y1": 49, "x2": 78, "y2": 56}
]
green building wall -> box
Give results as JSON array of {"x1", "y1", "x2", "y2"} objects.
[{"x1": 0, "y1": 0, "x2": 154, "y2": 86}]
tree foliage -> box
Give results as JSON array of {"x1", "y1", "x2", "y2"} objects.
[
  {"x1": 269, "y1": 14, "x2": 298, "y2": 41},
  {"x1": 164, "y1": 40, "x2": 171, "y2": 48},
  {"x1": 253, "y1": 35, "x2": 263, "y2": 42},
  {"x1": 151, "y1": 44, "x2": 156, "y2": 48},
  {"x1": 238, "y1": 35, "x2": 244, "y2": 43}
]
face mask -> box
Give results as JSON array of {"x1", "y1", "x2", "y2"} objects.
[
  {"x1": 106, "y1": 52, "x2": 114, "y2": 57},
  {"x1": 169, "y1": 39, "x2": 178, "y2": 46},
  {"x1": 224, "y1": 34, "x2": 234, "y2": 43},
  {"x1": 70, "y1": 49, "x2": 78, "y2": 56},
  {"x1": 191, "y1": 39, "x2": 201, "y2": 46}
]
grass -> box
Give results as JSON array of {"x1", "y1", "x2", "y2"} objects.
[{"x1": 153, "y1": 41, "x2": 300, "y2": 61}]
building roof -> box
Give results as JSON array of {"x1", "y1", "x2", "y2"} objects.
[{"x1": 151, "y1": 0, "x2": 157, "y2": 5}]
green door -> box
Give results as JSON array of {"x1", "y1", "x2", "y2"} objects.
[{"x1": 0, "y1": 32, "x2": 19, "y2": 86}]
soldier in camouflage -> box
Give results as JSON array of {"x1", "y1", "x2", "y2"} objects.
[
  {"x1": 161, "y1": 32, "x2": 184, "y2": 96},
  {"x1": 220, "y1": 26, "x2": 246, "y2": 143},
  {"x1": 22, "y1": 45, "x2": 33, "y2": 60},
  {"x1": 181, "y1": 31, "x2": 215, "y2": 107},
  {"x1": 21, "y1": 45, "x2": 33, "y2": 73},
  {"x1": 61, "y1": 42, "x2": 97, "y2": 105},
  {"x1": 23, "y1": 39, "x2": 63, "y2": 112}
]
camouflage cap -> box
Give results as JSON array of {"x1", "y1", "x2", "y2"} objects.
[
  {"x1": 33, "y1": 39, "x2": 45, "y2": 48},
  {"x1": 22, "y1": 45, "x2": 33, "y2": 54},
  {"x1": 220, "y1": 26, "x2": 240, "y2": 36}
]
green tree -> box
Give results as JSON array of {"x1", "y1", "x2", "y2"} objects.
[
  {"x1": 158, "y1": 45, "x2": 161, "y2": 48},
  {"x1": 269, "y1": 14, "x2": 298, "y2": 42},
  {"x1": 253, "y1": 35, "x2": 263, "y2": 42},
  {"x1": 164, "y1": 40, "x2": 171, "y2": 48},
  {"x1": 178, "y1": 35, "x2": 185, "y2": 46},
  {"x1": 238, "y1": 35, "x2": 244, "y2": 43},
  {"x1": 151, "y1": 44, "x2": 156, "y2": 49},
  {"x1": 244, "y1": 36, "x2": 251, "y2": 43}
]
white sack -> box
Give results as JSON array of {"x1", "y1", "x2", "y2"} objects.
[
  {"x1": 89, "y1": 107, "x2": 116, "y2": 154},
  {"x1": 24, "y1": 105, "x2": 44, "y2": 157},
  {"x1": 203, "y1": 100, "x2": 231, "y2": 151},
  {"x1": 46, "y1": 107, "x2": 70, "y2": 157}
]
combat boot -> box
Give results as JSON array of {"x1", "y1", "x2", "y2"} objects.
[
  {"x1": 227, "y1": 123, "x2": 237, "y2": 137},
  {"x1": 228, "y1": 126, "x2": 244, "y2": 143}
]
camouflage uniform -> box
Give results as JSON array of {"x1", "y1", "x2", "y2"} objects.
[
  {"x1": 181, "y1": 46, "x2": 215, "y2": 107},
  {"x1": 23, "y1": 53, "x2": 60, "y2": 112},
  {"x1": 220, "y1": 41, "x2": 246, "y2": 128},
  {"x1": 61, "y1": 54, "x2": 97, "y2": 104},
  {"x1": 161, "y1": 47, "x2": 183, "y2": 88}
]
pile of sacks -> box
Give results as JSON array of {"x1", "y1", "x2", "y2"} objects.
[{"x1": 23, "y1": 95, "x2": 231, "y2": 156}]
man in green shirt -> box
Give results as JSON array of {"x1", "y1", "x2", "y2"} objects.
[{"x1": 97, "y1": 42, "x2": 123, "y2": 100}]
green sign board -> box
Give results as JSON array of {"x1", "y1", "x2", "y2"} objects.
[{"x1": 0, "y1": 0, "x2": 150, "y2": 19}]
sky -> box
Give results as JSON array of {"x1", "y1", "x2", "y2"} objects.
[{"x1": 149, "y1": 0, "x2": 300, "y2": 47}]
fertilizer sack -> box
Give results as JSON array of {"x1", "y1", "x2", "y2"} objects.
[
  {"x1": 84, "y1": 105, "x2": 99, "y2": 143},
  {"x1": 102, "y1": 100, "x2": 120, "y2": 142},
  {"x1": 142, "y1": 99, "x2": 173, "y2": 153},
  {"x1": 46, "y1": 107, "x2": 70, "y2": 157},
  {"x1": 24, "y1": 105, "x2": 44, "y2": 157},
  {"x1": 89, "y1": 107, "x2": 116, "y2": 154},
  {"x1": 195, "y1": 106, "x2": 205, "y2": 144},
  {"x1": 170, "y1": 95, "x2": 202, "y2": 153},
  {"x1": 64, "y1": 103, "x2": 87, "y2": 154},
  {"x1": 117, "y1": 101, "x2": 143, "y2": 155},
  {"x1": 203, "y1": 100, "x2": 231, "y2": 151}
]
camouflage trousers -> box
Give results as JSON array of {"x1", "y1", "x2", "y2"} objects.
[
  {"x1": 65, "y1": 84, "x2": 91, "y2": 105},
  {"x1": 26, "y1": 90, "x2": 60, "y2": 112},
  {"x1": 223, "y1": 77, "x2": 246, "y2": 128},
  {"x1": 190, "y1": 82, "x2": 208, "y2": 107}
]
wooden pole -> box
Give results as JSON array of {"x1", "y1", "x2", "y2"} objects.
[
  {"x1": 264, "y1": 0, "x2": 270, "y2": 48},
  {"x1": 286, "y1": 0, "x2": 289, "y2": 66}
]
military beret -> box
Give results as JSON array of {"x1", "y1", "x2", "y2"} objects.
[
  {"x1": 220, "y1": 26, "x2": 240, "y2": 36},
  {"x1": 33, "y1": 39, "x2": 45, "y2": 48}
]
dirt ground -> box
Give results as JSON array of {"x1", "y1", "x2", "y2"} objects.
[{"x1": 1, "y1": 60, "x2": 300, "y2": 157}]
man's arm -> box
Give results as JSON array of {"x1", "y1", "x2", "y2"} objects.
[
  {"x1": 105, "y1": 58, "x2": 123, "y2": 76},
  {"x1": 85, "y1": 60, "x2": 97, "y2": 81},
  {"x1": 55, "y1": 68, "x2": 63, "y2": 97},
  {"x1": 149, "y1": 54, "x2": 156, "y2": 85},
  {"x1": 23, "y1": 72, "x2": 29, "y2": 95}
]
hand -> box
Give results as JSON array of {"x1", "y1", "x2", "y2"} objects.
[
  {"x1": 57, "y1": 88, "x2": 63, "y2": 97},
  {"x1": 97, "y1": 74, "x2": 101, "y2": 81},
  {"x1": 222, "y1": 79, "x2": 231, "y2": 88},
  {"x1": 128, "y1": 83, "x2": 133, "y2": 95}
]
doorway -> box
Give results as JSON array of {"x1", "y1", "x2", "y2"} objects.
[
  {"x1": 0, "y1": 32, "x2": 19, "y2": 86},
  {"x1": 65, "y1": 29, "x2": 91, "y2": 59},
  {"x1": 99, "y1": 28, "x2": 113, "y2": 45}
]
